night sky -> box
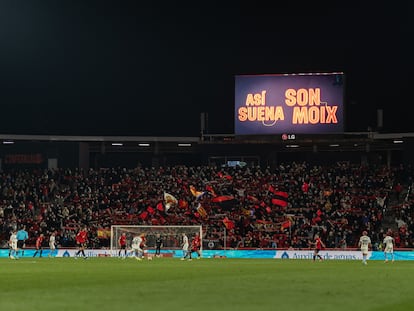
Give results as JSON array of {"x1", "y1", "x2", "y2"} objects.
[{"x1": 0, "y1": 1, "x2": 410, "y2": 136}]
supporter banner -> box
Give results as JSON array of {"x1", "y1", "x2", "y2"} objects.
[
  {"x1": 272, "y1": 250, "x2": 414, "y2": 261},
  {"x1": 1, "y1": 153, "x2": 46, "y2": 169},
  {"x1": 235, "y1": 72, "x2": 344, "y2": 135},
  {"x1": 0, "y1": 249, "x2": 58, "y2": 258},
  {"x1": 2, "y1": 249, "x2": 414, "y2": 260},
  {"x1": 273, "y1": 250, "x2": 360, "y2": 260},
  {"x1": 3, "y1": 153, "x2": 44, "y2": 164}
]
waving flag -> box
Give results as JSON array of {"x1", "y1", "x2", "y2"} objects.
[
  {"x1": 268, "y1": 186, "x2": 289, "y2": 207},
  {"x1": 164, "y1": 192, "x2": 178, "y2": 211},
  {"x1": 211, "y1": 195, "x2": 236, "y2": 211},
  {"x1": 271, "y1": 197, "x2": 288, "y2": 207},
  {"x1": 190, "y1": 185, "x2": 206, "y2": 200},
  {"x1": 280, "y1": 220, "x2": 292, "y2": 230},
  {"x1": 223, "y1": 217, "x2": 235, "y2": 230},
  {"x1": 247, "y1": 195, "x2": 259, "y2": 202},
  {"x1": 205, "y1": 184, "x2": 217, "y2": 197},
  {"x1": 211, "y1": 195, "x2": 235, "y2": 203},
  {"x1": 178, "y1": 199, "x2": 189, "y2": 209},
  {"x1": 196, "y1": 203, "x2": 208, "y2": 219},
  {"x1": 301, "y1": 182, "x2": 310, "y2": 193},
  {"x1": 156, "y1": 202, "x2": 164, "y2": 212},
  {"x1": 376, "y1": 196, "x2": 386, "y2": 208},
  {"x1": 138, "y1": 211, "x2": 148, "y2": 220},
  {"x1": 97, "y1": 228, "x2": 111, "y2": 239}
]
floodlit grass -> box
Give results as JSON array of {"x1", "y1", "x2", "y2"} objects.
[{"x1": 1, "y1": 257, "x2": 413, "y2": 311}]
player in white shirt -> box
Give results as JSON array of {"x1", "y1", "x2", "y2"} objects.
[
  {"x1": 9, "y1": 230, "x2": 18, "y2": 259},
  {"x1": 49, "y1": 231, "x2": 57, "y2": 257},
  {"x1": 131, "y1": 234, "x2": 145, "y2": 260},
  {"x1": 358, "y1": 231, "x2": 372, "y2": 265},
  {"x1": 383, "y1": 232, "x2": 395, "y2": 262},
  {"x1": 181, "y1": 233, "x2": 191, "y2": 261}
]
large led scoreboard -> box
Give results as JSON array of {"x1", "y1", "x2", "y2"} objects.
[{"x1": 234, "y1": 72, "x2": 344, "y2": 135}]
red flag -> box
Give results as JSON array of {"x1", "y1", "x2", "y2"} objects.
[
  {"x1": 274, "y1": 191, "x2": 288, "y2": 198},
  {"x1": 281, "y1": 220, "x2": 292, "y2": 230},
  {"x1": 301, "y1": 182, "x2": 309, "y2": 193},
  {"x1": 271, "y1": 198, "x2": 288, "y2": 207},
  {"x1": 156, "y1": 202, "x2": 163, "y2": 211},
  {"x1": 268, "y1": 184, "x2": 276, "y2": 194},
  {"x1": 138, "y1": 211, "x2": 148, "y2": 220},
  {"x1": 247, "y1": 195, "x2": 259, "y2": 202},
  {"x1": 217, "y1": 171, "x2": 232, "y2": 180},
  {"x1": 211, "y1": 195, "x2": 234, "y2": 203},
  {"x1": 268, "y1": 185, "x2": 288, "y2": 197},
  {"x1": 270, "y1": 189, "x2": 288, "y2": 207},
  {"x1": 223, "y1": 217, "x2": 235, "y2": 230},
  {"x1": 205, "y1": 185, "x2": 216, "y2": 197},
  {"x1": 178, "y1": 199, "x2": 188, "y2": 209}
]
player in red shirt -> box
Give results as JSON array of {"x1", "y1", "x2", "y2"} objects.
[
  {"x1": 190, "y1": 233, "x2": 202, "y2": 259},
  {"x1": 75, "y1": 226, "x2": 88, "y2": 259},
  {"x1": 118, "y1": 232, "x2": 127, "y2": 258},
  {"x1": 311, "y1": 234, "x2": 325, "y2": 261},
  {"x1": 33, "y1": 233, "x2": 45, "y2": 258},
  {"x1": 140, "y1": 234, "x2": 147, "y2": 253}
]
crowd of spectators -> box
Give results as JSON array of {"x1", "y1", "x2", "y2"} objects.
[{"x1": 0, "y1": 161, "x2": 413, "y2": 250}]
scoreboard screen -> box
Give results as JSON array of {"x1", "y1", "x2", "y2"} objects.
[{"x1": 234, "y1": 72, "x2": 344, "y2": 135}]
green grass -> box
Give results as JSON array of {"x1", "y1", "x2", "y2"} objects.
[{"x1": 0, "y1": 258, "x2": 413, "y2": 311}]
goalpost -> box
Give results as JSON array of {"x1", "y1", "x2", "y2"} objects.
[{"x1": 110, "y1": 225, "x2": 203, "y2": 257}]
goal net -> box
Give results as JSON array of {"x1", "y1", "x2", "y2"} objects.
[{"x1": 110, "y1": 225, "x2": 203, "y2": 257}]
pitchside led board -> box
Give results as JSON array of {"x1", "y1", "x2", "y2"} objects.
[{"x1": 234, "y1": 72, "x2": 345, "y2": 135}]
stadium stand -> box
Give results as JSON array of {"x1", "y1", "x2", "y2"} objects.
[{"x1": 0, "y1": 162, "x2": 413, "y2": 250}]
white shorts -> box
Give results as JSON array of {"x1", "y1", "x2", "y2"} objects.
[
  {"x1": 50, "y1": 243, "x2": 56, "y2": 250},
  {"x1": 384, "y1": 246, "x2": 393, "y2": 253},
  {"x1": 361, "y1": 247, "x2": 369, "y2": 255}
]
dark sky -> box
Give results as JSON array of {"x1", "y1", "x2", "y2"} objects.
[{"x1": 0, "y1": 1, "x2": 410, "y2": 136}]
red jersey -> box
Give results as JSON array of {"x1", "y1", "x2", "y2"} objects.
[
  {"x1": 140, "y1": 236, "x2": 146, "y2": 248},
  {"x1": 119, "y1": 235, "x2": 127, "y2": 246},
  {"x1": 36, "y1": 235, "x2": 44, "y2": 248},
  {"x1": 192, "y1": 235, "x2": 201, "y2": 249},
  {"x1": 76, "y1": 230, "x2": 88, "y2": 244},
  {"x1": 315, "y1": 237, "x2": 324, "y2": 250}
]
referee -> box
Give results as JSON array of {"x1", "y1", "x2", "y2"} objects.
[{"x1": 16, "y1": 225, "x2": 29, "y2": 257}]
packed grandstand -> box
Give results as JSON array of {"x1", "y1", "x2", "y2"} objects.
[{"x1": 0, "y1": 162, "x2": 413, "y2": 250}]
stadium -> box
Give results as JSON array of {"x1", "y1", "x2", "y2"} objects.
[{"x1": 0, "y1": 2, "x2": 412, "y2": 311}]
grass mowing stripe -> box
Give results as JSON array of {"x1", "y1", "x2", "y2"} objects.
[{"x1": 0, "y1": 258, "x2": 413, "y2": 311}]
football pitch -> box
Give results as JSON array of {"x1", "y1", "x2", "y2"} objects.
[{"x1": 1, "y1": 257, "x2": 413, "y2": 311}]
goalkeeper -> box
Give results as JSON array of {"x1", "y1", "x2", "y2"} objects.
[{"x1": 154, "y1": 234, "x2": 163, "y2": 257}]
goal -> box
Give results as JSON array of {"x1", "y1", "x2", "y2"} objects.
[{"x1": 110, "y1": 225, "x2": 203, "y2": 257}]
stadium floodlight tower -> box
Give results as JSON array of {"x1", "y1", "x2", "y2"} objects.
[{"x1": 110, "y1": 225, "x2": 203, "y2": 257}]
